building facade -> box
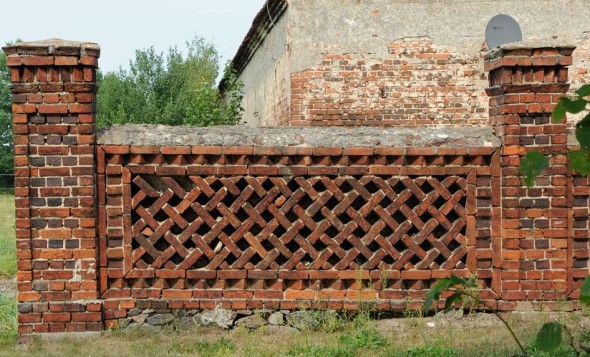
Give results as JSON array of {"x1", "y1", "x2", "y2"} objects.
[{"x1": 232, "y1": 0, "x2": 590, "y2": 127}]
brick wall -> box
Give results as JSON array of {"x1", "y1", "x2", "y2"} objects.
[
  {"x1": 4, "y1": 40, "x2": 102, "y2": 337},
  {"x1": 290, "y1": 38, "x2": 489, "y2": 127},
  {"x1": 4, "y1": 39, "x2": 589, "y2": 337},
  {"x1": 485, "y1": 44, "x2": 580, "y2": 309},
  {"x1": 96, "y1": 144, "x2": 496, "y2": 326}
]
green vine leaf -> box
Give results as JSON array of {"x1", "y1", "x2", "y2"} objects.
[
  {"x1": 519, "y1": 151, "x2": 549, "y2": 188},
  {"x1": 552, "y1": 101, "x2": 567, "y2": 122},
  {"x1": 576, "y1": 114, "x2": 590, "y2": 151},
  {"x1": 561, "y1": 97, "x2": 588, "y2": 114},
  {"x1": 448, "y1": 275, "x2": 469, "y2": 288},
  {"x1": 568, "y1": 151, "x2": 590, "y2": 176},
  {"x1": 535, "y1": 322, "x2": 564, "y2": 352},
  {"x1": 580, "y1": 275, "x2": 590, "y2": 305},
  {"x1": 424, "y1": 278, "x2": 450, "y2": 312},
  {"x1": 576, "y1": 84, "x2": 590, "y2": 97}
]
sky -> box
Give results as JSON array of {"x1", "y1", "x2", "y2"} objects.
[{"x1": 1, "y1": 0, "x2": 267, "y2": 74}]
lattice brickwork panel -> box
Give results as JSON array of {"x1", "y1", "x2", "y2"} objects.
[
  {"x1": 130, "y1": 175, "x2": 468, "y2": 273},
  {"x1": 98, "y1": 148, "x2": 495, "y2": 304}
]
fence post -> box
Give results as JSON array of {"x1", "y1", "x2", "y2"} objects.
[
  {"x1": 3, "y1": 39, "x2": 102, "y2": 337},
  {"x1": 484, "y1": 43, "x2": 575, "y2": 310}
]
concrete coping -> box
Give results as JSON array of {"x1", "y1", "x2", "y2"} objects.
[
  {"x1": 2, "y1": 38, "x2": 100, "y2": 57},
  {"x1": 484, "y1": 39, "x2": 576, "y2": 61},
  {"x1": 97, "y1": 124, "x2": 501, "y2": 148}
]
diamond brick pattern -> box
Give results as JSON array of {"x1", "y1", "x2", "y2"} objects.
[
  {"x1": 127, "y1": 175, "x2": 468, "y2": 275},
  {"x1": 99, "y1": 149, "x2": 492, "y2": 298}
]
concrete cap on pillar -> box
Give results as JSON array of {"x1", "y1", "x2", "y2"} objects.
[
  {"x1": 484, "y1": 39, "x2": 576, "y2": 61},
  {"x1": 2, "y1": 38, "x2": 100, "y2": 58}
]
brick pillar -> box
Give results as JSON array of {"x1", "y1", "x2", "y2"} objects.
[
  {"x1": 485, "y1": 43, "x2": 575, "y2": 310},
  {"x1": 3, "y1": 39, "x2": 102, "y2": 336}
]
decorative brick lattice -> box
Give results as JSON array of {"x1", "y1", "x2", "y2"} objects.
[
  {"x1": 99, "y1": 148, "x2": 493, "y2": 301},
  {"x1": 128, "y1": 175, "x2": 468, "y2": 275}
]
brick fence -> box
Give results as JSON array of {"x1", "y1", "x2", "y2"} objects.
[{"x1": 4, "y1": 39, "x2": 589, "y2": 337}]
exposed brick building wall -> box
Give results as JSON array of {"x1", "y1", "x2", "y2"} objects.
[
  {"x1": 5, "y1": 39, "x2": 589, "y2": 337},
  {"x1": 233, "y1": 0, "x2": 590, "y2": 127},
  {"x1": 291, "y1": 38, "x2": 489, "y2": 127}
]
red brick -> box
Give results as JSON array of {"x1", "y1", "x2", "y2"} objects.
[
  {"x1": 192, "y1": 146, "x2": 222, "y2": 155},
  {"x1": 6, "y1": 56, "x2": 23, "y2": 66},
  {"x1": 54, "y1": 56, "x2": 78, "y2": 66},
  {"x1": 162, "y1": 290, "x2": 192, "y2": 299},
  {"x1": 38, "y1": 104, "x2": 68, "y2": 114},
  {"x1": 80, "y1": 56, "x2": 98, "y2": 67},
  {"x1": 161, "y1": 146, "x2": 191, "y2": 155},
  {"x1": 313, "y1": 147, "x2": 342, "y2": 156},
  {"x1": 223, "y1": 290, "x2": 253, "y2": 299},
  {"x1": 285, "y1": 290, "x2": 316, "y2": 300},
  {"x1": 43, "y1": 313, "x2": 70, "y2": 323},
  {"x1": 69, "y1": 104, "x2": 94, "y2": 114},
  {"x1": 249, "y1": 166, "x2": 279, "y2": 175},
  {"x1": 222, "y1": 146, "x2": 252, "y2": 155},
  {"x1": 23, "y1": 56, "x2": 54, "y2": 66}
]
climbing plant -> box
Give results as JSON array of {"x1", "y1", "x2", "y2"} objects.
[{"x1": 520, "y1": 84, "x2": 590, "y2": 182}]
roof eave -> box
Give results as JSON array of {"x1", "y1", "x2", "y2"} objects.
[{"x1": 220, "y1": 0, "x2": 288, "y2": 91}]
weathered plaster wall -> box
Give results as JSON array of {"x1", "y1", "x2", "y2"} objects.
[
  {"x1": 288, "y1": 0, "x2": 590, "y2": 73},
  {"x1": 236, "y1": 0, "x2": 590, "y2": 127},
  {"x1": 237, "y1": 10, "x2": 290, "y2": 127},
  {"x1": 282, "y1": 0, "x2": 590, "y2": 126},
  {"x1": 568, "y1": 37, "x2": 590, "y2": 122}
]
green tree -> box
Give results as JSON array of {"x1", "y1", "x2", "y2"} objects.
[
  {"x1": 0, "y1": 46, "x2": 13, "y2": 190},
  {"x1": 97, "y1": 36, "x2": 243, "y2": 128}
]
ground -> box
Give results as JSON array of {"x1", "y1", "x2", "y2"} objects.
[{"x1": 0, "y1": 194, "x2": 589, "y2": 356}]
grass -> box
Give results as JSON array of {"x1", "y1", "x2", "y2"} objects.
[
  {"x1": 0, "y1": 194, "x2": 16, "y2": 277},
  {"x1": 0, "y1": 311, "x2": 584, "y2": 357},
  {"x1": 0, "y1": 194, "x2": 16, "y2": 348},
  {"x1": 0, "y1": 293, "x2": 16, "y2": 348},
  {"x1": 0, "y1": 195, "x2": 588, "y2": 356}
]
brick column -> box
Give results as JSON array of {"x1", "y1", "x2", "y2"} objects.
[
  {"x1": 485, "y1": 43, "x2": 575, "y2": 310},
  {"x1": 3, "y1": 39, "x2": 102, "y2": 336}
]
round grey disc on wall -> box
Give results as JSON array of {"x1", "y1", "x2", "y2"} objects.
[{"x1": 485, "y1": 14, "x2": 523, "y2": 50}]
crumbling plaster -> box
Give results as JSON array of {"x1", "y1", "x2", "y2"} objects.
[
  {"x1": 238, "y1": 10, "x2": 290, "y2": 127},
  {"x1": 235, "y1": 0, "x2": 590, "y2": 127},
  {"x1": 288, "y1": 0, "x2": 590, "y2": 73}
]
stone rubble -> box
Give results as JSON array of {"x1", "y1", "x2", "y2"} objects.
[{"x1": 117, "y1": 305, "x2": 338, "y2": 332}]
